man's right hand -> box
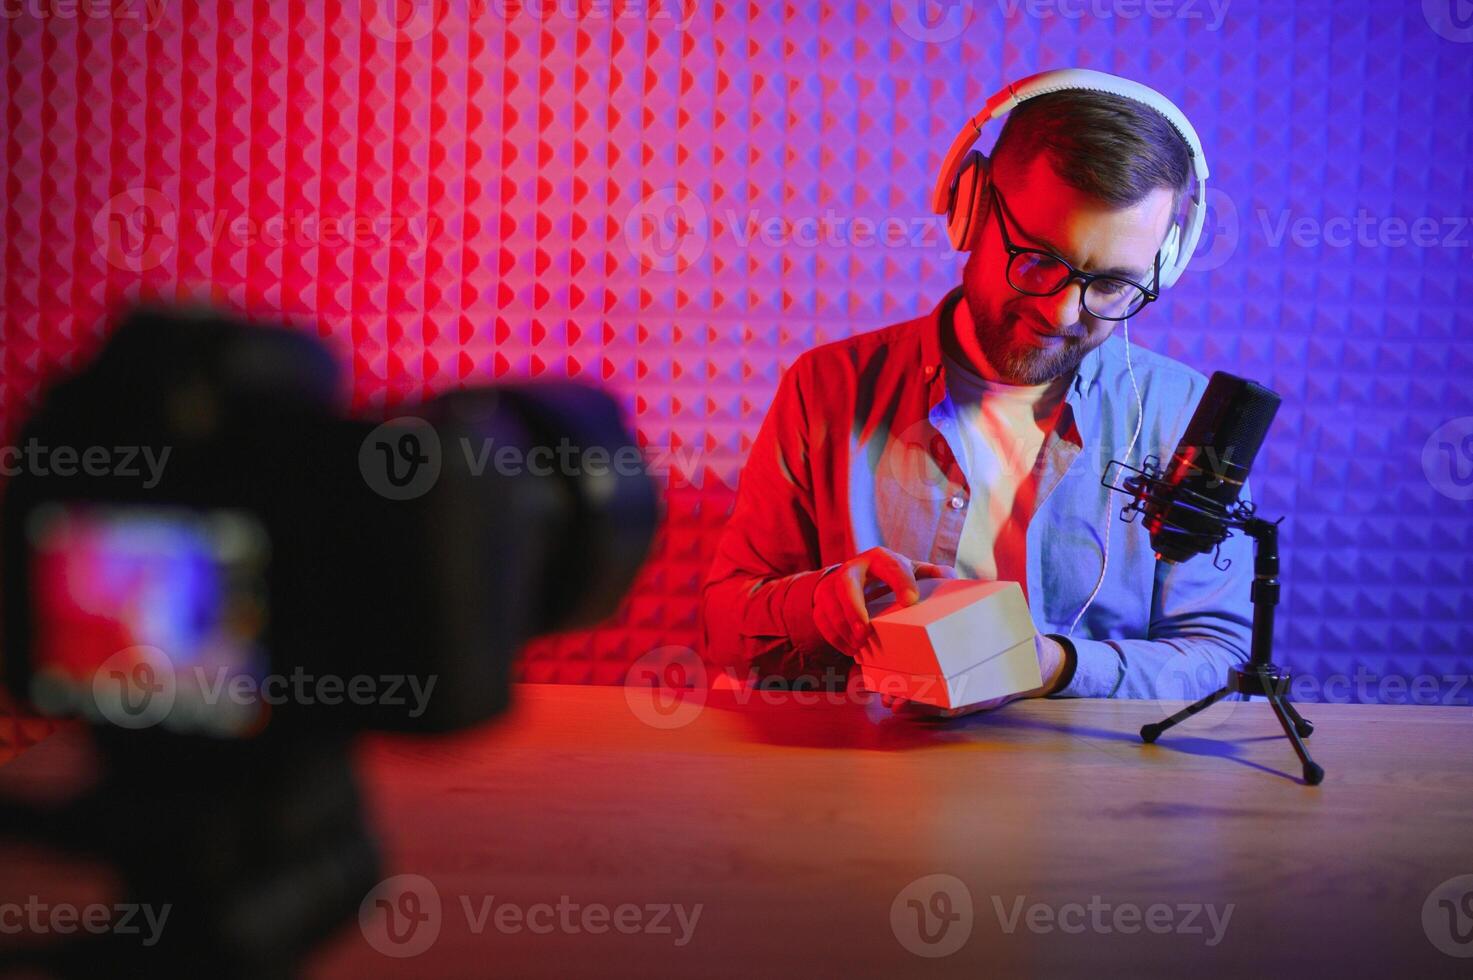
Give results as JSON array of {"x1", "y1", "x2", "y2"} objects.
[{"x1": 812, "y1": 547, "x2": 957, "y2": 658}]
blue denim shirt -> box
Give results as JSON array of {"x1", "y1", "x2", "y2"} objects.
[{"x1": 699, "y1": 287, "x2": 1253, "y2": 699}]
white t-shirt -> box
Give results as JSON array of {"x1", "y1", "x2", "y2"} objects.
[{"x1": 941, "y1": 352, "x2": 1071, "y2": 594}]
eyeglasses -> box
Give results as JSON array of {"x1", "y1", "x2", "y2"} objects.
[{"x1": 989, "y1": 183, "x2": 1159, "y2": 321}]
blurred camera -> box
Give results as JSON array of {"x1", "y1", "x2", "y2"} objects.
[
  {"x1": 0, "y1": 307, "x2": 658, "y2": 976},
  {"x1": 3, "y1": 306, "x2": 657, "y2": 734}
]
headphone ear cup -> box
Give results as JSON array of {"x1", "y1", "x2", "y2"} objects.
[
  {"x1": 1157, "y1": 222, "x2": 1182, "y2": 287},
  {"x1": 947, "y1": 151, "x2": 990, "y2": 251}
]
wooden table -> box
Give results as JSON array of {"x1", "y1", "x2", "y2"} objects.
[{"x1": 4, "y1": 684, "x2": 1472, "y2": 977}]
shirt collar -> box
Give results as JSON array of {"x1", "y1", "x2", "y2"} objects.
[{"x1": 923, "y1": 285, "x2": 1105, "y2": 404}]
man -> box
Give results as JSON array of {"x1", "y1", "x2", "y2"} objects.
[{"x1": 699, "y1": 82, "x2": 1253, "y2": 715}]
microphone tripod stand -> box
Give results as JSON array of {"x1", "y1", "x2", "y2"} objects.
[{"x1": 1105, "y1": 460, "x2": 1324, "y2": 786}]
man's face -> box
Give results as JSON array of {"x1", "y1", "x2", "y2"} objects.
[{"x1": 957, "y1": 154, "x2": 1176, "y2": 385}]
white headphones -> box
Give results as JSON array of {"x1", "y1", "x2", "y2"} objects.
[{"x1": 931, "y1": 68, "x2": 1210, "y2": 289}]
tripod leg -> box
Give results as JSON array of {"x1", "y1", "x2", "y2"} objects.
[
  {"x1": 1267, "y1": 692, "x2": 1323, "y2": 785},
  {"x1": 1140, "y1": 685, "x2": 1232, "y2": 744},
  {"x1": 1279, "y1": 697, "x2": 1313, "y2": 738}
]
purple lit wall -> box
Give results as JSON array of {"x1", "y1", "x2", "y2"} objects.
[{"x1": 1, "y1": 0, "x2": 1469, "y2": 705}]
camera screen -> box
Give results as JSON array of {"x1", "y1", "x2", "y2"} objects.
[{"x1": 26, "y1": 505, "x2": 270, "y2": 735}]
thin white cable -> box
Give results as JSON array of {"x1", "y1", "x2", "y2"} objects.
[{"x1": 1067, "y1": 317, "x2": 1144, "y2": 638}]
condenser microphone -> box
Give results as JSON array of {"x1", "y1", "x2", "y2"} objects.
[
  {"x1": 1140, "y1": 371, "x2": 1281, "y2": 564},
  {"x1": 1100, "y1": 371, "x2": 1321, "y2": 783}
]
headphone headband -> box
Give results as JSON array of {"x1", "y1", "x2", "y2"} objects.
[{"x1": 931, "y1": 69, "x2": 1210, "y2": 289}]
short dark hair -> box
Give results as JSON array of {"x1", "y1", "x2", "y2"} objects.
[{"x1": 991, "y1": 90, "x2": 1193, "y2": 212}]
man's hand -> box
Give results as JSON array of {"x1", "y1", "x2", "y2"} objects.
[
  {"x1": 812, "y1": 547, "x2": 957, "y2": 658},
  {"x1": 880, "y1": 633, "x2": 1070, "y2": 718}
]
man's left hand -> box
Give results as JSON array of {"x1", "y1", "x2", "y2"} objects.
[{"x1": 880, "y1": 633, "x2": 1069, "y2": 718}]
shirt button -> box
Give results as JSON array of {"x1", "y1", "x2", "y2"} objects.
[
  {"x1": 949, "y1": 493, "x2": 965, "y2": 510},
  {"x1": 923, "y1": 364, "x2": 935, "y2": 377}
]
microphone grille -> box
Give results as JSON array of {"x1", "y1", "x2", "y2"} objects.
[{"x1": 1181, "y1": 372, "x2": 1281, "y2": 477}]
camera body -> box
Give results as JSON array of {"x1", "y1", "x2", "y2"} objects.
[
  {"x1": 2, "y1": 308, "x2": 657, "y2": 735},
  {"x1": 0, "y1": 308, "x2": 658, "y2": 975}
]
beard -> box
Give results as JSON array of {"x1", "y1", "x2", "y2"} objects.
[
  {"x1": 959, "y1": 246, "x2": 1107, "y2": 386},
  {"x1": 966, "y1": 302, "x2": 1096, "y2": 386}
]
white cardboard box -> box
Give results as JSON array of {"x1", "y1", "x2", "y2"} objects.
[{"x1": 857, "y1": 578, "x2": 1041, "y2": 710}]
